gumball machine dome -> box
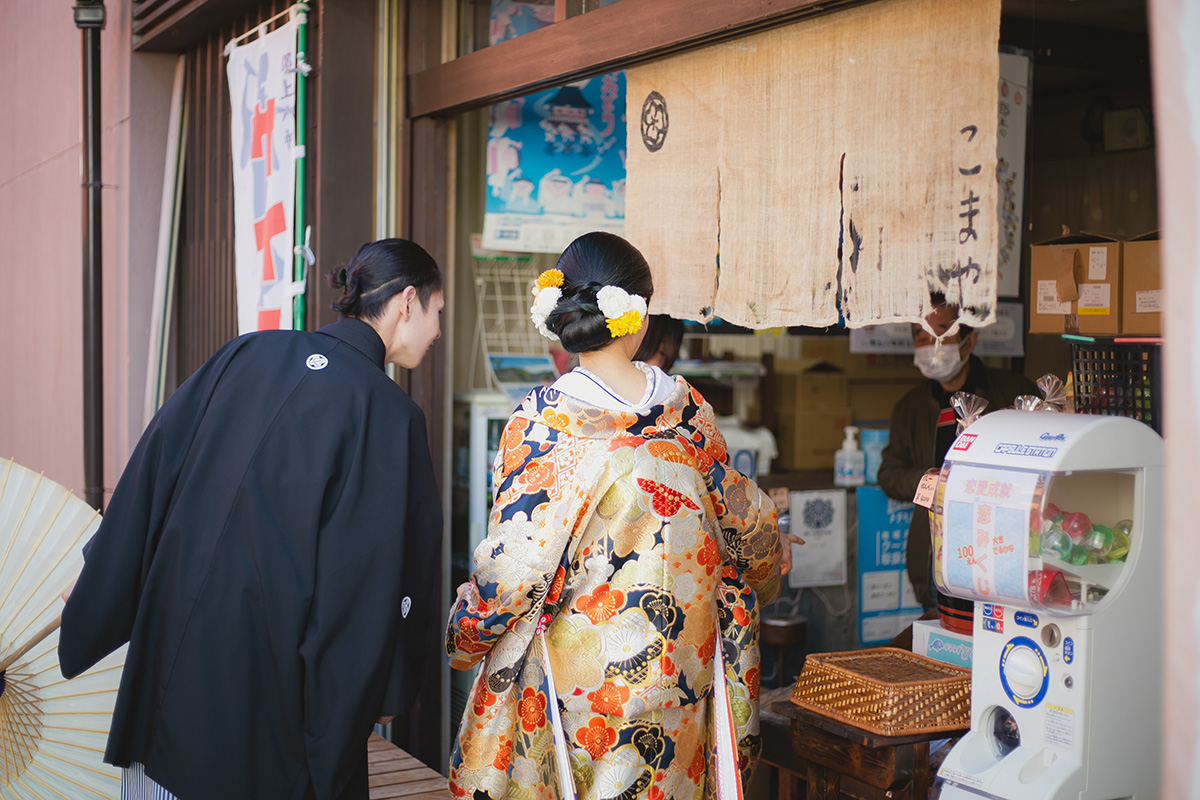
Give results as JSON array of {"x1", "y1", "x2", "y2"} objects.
[
  {"x1": 932, "y1": 409, "x2": 1162, "y2": 800},
  {"x1": 931, "y1": 412, "x2": 1156, "y2": 618}
]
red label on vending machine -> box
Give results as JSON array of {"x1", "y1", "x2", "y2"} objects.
[
  {"x1": 982, "y1": 603, "x2": 1005, "y2": 633},
  {"x1": 953, "y1": 433, "x2": 977, "y2": 451}
]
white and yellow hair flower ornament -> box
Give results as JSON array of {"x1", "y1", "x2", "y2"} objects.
[
  {"x1": 596, "y1": 285, "x2": 648, "y2": 338},
  {"x1": 529, "y1": 269, "x2": 564, "y2": 341}
]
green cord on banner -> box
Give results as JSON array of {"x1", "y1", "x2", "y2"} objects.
[{"x1": 293, "y1": 5, "x2": 309, "y2": 331}]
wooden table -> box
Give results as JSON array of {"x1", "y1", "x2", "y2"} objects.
[
  {"x1": 367, "y1": 733, "x2": 453, "y2": 799},
  {"x1": 760, "y1": 694, "x2": 963, "y2": 800}
]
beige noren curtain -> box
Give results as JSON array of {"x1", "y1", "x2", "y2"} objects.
[{"x1": 626, "y1": 0, "x2": 1001, "y2": 330}]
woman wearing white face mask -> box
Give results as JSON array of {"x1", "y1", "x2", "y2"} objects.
[{"x1": 876, "y1": 296, "x2": 1037, "y2": 611}]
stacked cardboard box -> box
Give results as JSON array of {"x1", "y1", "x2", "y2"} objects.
[
  {"x1": 1029, "y1": 230, "x2": 1163, "y2": 336},
  {"x1": 1029, "y1": 232, "x2": 1123, "y2": 335},
  {"x1": 770, "y1": 338, "x2": 923, "y2": 471},
  {"x1": 772, "y1": 357, "x2": 851, "y2": 470},
  {"x1": 848, "y1": 381, "x2": 922, "y2": 426},
  {"x1": 843, "y1": 350, "x2": 923, "y2": 427},
  {"x1": 1121, "y1": 230, "x2": 1161, "y2": 336}
]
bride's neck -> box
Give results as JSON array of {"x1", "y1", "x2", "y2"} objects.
[{"x1": 578, "y1": 347, "x2": 646, "y2": 405}]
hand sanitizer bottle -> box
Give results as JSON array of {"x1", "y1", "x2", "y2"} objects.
[{"x1": 834, "y1": 426, "x2": 865, "y2": 486}]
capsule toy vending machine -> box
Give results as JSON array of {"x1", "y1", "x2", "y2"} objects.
[{"x1": 933, "y1": 410, "x2": 1162, "y2": 799}]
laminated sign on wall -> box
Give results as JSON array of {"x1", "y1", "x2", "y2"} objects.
[
  {"x1": 626, "y1": 0, "x2": 1001, "y2": 330},
  {"x1": 481, "y1": 73, "x2": 627, "y2": 253},
  {"x1": 788, "y1": 490, "x2": 847, "y2": 588},
  {"x1": 227, "y1": 11, "x2": 306, "y2": 334},
  {"x1": 857, "y1": 486, "x2": 923, "y2": 645}
]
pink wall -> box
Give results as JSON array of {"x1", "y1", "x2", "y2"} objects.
[
  {"x1": 1149, "y1": 0, "x2": 1200, "y2": 793},
  {"x1": 0, "y1": 1, "x2": 172, "y2": 503},
  {"x1": 0, "y1": 3, "x2": 95, "y2": 494}
]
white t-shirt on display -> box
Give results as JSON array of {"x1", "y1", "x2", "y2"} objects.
[{"x1": 715, "y1": 415, "x2": 778, "y2": 479}]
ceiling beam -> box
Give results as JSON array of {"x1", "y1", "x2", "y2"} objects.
[
  {"x1": 407, "y1": 0, "x2": 874, "y2": 119},
  {"x1": 132, "y1": 0, "x2": 250, "y2": 51},
  {"x1": 999, "y1": 16, "x2": 1150, "y2": 76}
]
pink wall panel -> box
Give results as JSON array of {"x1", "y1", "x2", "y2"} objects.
[
  {"x1": 0, "y1": 1, "x2": 148, "y2": 505},
  {"x1": 0, "y1": 153, "x2": 85, "y2": 492},
  {"x1": 6, "y1": 3, "x2": 84, "y2": 183},
  {"x1": 1149, "y1": 0, "x2": 1200, "y2": 793}
]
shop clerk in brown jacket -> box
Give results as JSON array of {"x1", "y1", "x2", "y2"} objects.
[{"x1": 877, "y1": 297, "x2": 1036, "y2": 609}]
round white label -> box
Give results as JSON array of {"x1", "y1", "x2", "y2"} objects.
[
  {"x1": 305, "y1": 354, "x2": 328, "y2": 370},
  {"x1": 401, "y1": 596, "x2": 412, "y2": 618}
]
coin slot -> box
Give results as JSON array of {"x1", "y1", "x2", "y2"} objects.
[{"x1": 1041, "y1": 624, "x2": 1061, "y2": 648}]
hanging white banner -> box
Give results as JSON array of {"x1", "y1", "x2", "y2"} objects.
[
  {"x1": 227, "y1": 15, "x2": 301, "y2": 334},
  {"x1": 996, "y1": 51, "x2": 1031, "y2": 298}
]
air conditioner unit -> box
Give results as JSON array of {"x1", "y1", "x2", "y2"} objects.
[{"x1": 1103, "y1": 108, "x2": 1150, "y2": 151}]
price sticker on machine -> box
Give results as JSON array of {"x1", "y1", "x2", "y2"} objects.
[
  {"x1": 912, "y1": 471, "x2": 940, "y2": 509},
  {"x1": 939, "y1": 464, "x2": 1040, "y2": 602}
]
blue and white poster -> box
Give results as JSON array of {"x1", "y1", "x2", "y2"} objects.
[
  {"x1": 481, "y1": 72, "x2": 627, "y2": 253},
  {"x1": 857, "y1": 485, "x2": 924, "y2": 645},
  {"x1": 489, "y1": 0, "x2": 554, "y2": 46}
]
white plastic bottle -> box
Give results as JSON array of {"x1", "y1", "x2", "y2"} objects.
[{"x1": 833, "y1": 426, "x2": 866, "y2": 486}]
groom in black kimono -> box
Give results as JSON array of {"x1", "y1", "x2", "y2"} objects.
[{"x1": 59, "y1": 239, "x2": 445, "y2": 800}]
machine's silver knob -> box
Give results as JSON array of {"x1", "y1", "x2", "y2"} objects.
[{"x1": 1003, "y1": 645, "x2": 1044, "y2": 699}]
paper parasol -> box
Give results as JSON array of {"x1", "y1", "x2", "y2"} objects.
[{"x1": 0, "y1": 458, "x2": 124, "y2": 799}]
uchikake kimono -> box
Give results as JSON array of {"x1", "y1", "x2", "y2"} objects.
[{"x1": 446, "y1": 377, "x2": 782, "y2": 800}]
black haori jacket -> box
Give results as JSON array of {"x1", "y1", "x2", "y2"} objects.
[{"x1": 60, "y1": 318, "x2": 443, "y2": 800}]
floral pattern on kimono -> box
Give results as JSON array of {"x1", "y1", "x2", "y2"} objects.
[{"x1": 446, "y1": 377, "x2": 781, "y2": 800}]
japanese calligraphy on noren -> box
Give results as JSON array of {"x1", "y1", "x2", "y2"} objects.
[
  {"x1": 959, "y1": 190, "x2": 981, "y2": 244},
  {"x1": 942, "y1": 122, "x2": 992, "y2": 307}
]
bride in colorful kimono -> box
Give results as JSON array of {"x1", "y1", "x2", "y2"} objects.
[{"x1": 447, "y1": 232, "x2": 793, "y2": 800}]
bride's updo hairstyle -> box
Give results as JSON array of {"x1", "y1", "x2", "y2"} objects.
[
  {"x1": 544, "y1": 232, "x2": 654, "y2": 354},
  {"x1": 327, "y1": 238, "x2": 442, "y2": 320}
]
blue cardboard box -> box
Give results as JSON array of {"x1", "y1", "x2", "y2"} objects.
[{"x1": 912, "y1": 617, "x2": 973, "y2": 669}]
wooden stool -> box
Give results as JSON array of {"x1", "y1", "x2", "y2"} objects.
[
  {"x1": 761, "y1": 699, "x2": 964, "y2": 799},
  {"x1": 760, "y1": 686, "x2": 805, "y2": 800},
  {"x1": 761, "y1": 614, "x2": 808, "y2": 688},
  {"x1": 367, "y1": 733, "x2": 453, "y2": 799}
]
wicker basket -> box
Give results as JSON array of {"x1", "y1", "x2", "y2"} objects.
[{"x1": 790, "y1": 647, "x2": 971, "y2": 737}]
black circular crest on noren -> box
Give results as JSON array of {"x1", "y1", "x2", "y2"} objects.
[{"x1": 640, "y1": 91, "x2": 669, "y2": 152}]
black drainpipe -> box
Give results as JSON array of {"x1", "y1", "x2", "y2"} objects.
[{"x1": 75, "y1": 0, "x2": 105, "y2": 511}]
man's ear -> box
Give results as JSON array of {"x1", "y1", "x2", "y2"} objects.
[{"x1": 398, "y1": 285, "x2": 417, "y2": 319}]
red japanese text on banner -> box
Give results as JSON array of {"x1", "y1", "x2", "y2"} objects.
[{"x1": 227, "y1": 15, "x2": 302, "y2": 334}]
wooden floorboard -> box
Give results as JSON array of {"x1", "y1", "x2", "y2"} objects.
[
  {"x1": 370, "y1": 769, "x2": 449, "y2": 787},
  {"x1": 372, "y1": 790, "x2": 458, "y2": 800},
  {"x1": 367, "y1": 733, "x2": 452, "y2": 799}
]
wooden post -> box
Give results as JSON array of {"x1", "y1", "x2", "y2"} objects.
[{"x1": 554, "y1": 0, "x2": 583, "y2": 23}]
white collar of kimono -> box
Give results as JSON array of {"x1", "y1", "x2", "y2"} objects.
[{"x1": 551, "y1": 361, "x2": 674, "y2": 415}]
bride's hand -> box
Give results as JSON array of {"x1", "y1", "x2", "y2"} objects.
[{"x1": 779, "y1": 534, "x2": 806, "y2": 574}]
